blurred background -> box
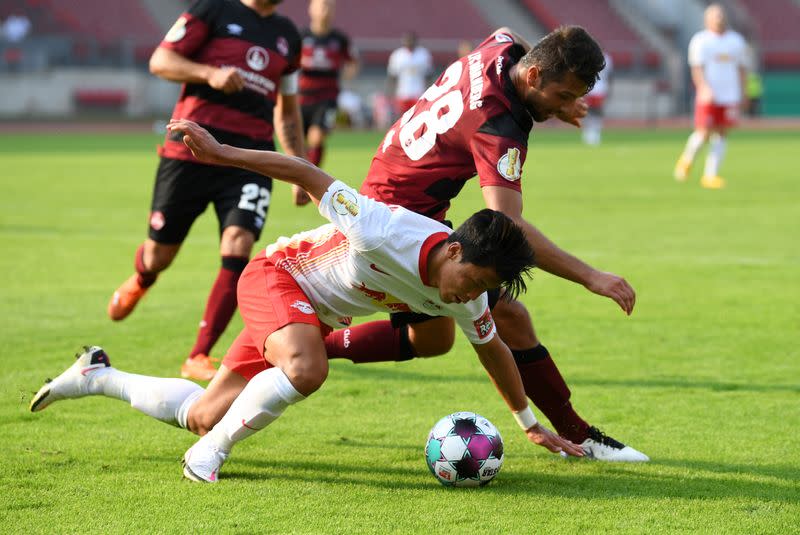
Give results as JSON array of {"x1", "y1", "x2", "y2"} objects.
[{"x1": 0, "y1": 0, "x2": 798, "y2": 124}]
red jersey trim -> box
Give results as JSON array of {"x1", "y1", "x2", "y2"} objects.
[{"x1": 418, "y1": 232, "x2": 449, "y2": 287}]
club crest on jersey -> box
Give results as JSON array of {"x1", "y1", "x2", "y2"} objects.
[
  {"x1": 246, "y1": 46, "x2": 269, "y2": 71},
  {"x1": 227, "y1": 23, "x2": 243, "y2": 36},
  {"x1": 149, "y1": 211, "x2": 166, "y2": 231},
  {"x1": 164, "y1": 17, "x2": 187, "y2": 43},
  {"x1": 331, "y1": 189, "x2": 359, "y2": 216},
  {"x1": 277, "y1": 37, "x2": 289, "y2": 57},
  {"x1": 473, "y1": 308, "x2": 494, "y2": 339},
  {"x1": 290, "y1": 300, "x2": 314, "y2": 315},
  {"x1": 497, "y1": 147, "x2": 521, "y2": 182}
]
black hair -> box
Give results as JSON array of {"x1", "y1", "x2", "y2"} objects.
[
  {"x1": 519, "y1": 25, "x2": 605, "y2": 92},
  {"x1": 447, "y1": 209, "x2": 535, "y2": 300}
]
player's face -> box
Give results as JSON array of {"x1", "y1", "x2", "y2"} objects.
[
  {"x1": 524, "y1": 70, "x2": 588, "y2": 122},
  {"x1": 310, "y1": 0, "x2": 334, "y2": 22},
  {"x1": 438, "y1": 257, "x2": 503, "y2": 305}
]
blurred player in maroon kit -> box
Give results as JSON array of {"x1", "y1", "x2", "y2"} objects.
[
  {"x1": 324, "y1": 27, "x2": 649, "y2": 461},
  {"x1": 106, "y1": 0, "x2": 306, "y2": 381},
  {"x1": 298, "y1": 0, "x2": 358, "y2": 170}
]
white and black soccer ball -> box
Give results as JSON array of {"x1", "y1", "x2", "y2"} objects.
[{"x1": 425, "y1": 411, "x2": 504, "y2": 487}]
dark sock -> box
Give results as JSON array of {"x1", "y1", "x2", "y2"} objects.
[
  {"x1": 188, "y1": 256, "x2": 248, "y2": 359},
  {"x1": 512, "y1": 344, "x2": 590, "y2": 443},
  {"x1": 134, "y1": 244, "x2": 158, "y2": 288},
  {"x1": 324, "y1": 321, "x2": 415, "y2": 363},
  {"x1": 308, "y1": 145, "x2": 324, "y2": 167}
]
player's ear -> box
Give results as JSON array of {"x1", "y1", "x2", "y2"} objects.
[
  {"x1": 526, "y1": 65, "x2": 540, "y2": 87},
  {"x1": 446, "y1": 242, "x2": 463, "y2": 262}
]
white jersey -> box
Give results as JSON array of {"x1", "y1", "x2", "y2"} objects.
[
  {"x1": 262, "y1": 181, "x2": 496, "y2": 345},
  {"x1": 387, "y1": 46, "x2": 433, "y2": 99},
  {"x1": 688, "y1": 29, "x2": 747, "y2": 105}
]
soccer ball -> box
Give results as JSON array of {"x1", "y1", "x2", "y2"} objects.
[{"x1": 424, "y1": 411, "x2": 504, "y2": 487}]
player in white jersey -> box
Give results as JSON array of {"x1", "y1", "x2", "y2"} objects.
[
  {"x1": 29, "y1": 119, "x2": 584, "y2": 484},
  {"x1": 582, "y1": 52, "x2": 612, "y2": 146},
  {"x1": 674, "y1": 3, "x2": 747, "y2": 189},
  {"x1": 387, "y1": 31, "x2": 434, "y2": 116}
]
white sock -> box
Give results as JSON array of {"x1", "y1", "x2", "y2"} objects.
[
  {"x1": 682, "y1": 131, "x2": 705, "y2": 162},
  {"x1": 704, "y1": 134, "x2": 726, "y2": 177},
  {"x1": 206, "y1": 368, "x2": 305, "y2": 453},
  {"x1": 89, "y1": 368, "x2": 204, "y2": 428}
]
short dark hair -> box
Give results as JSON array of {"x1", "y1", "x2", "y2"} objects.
[
  {"x1": 519, "y1": 25, "x2": 605, "y2": 92},
  {"x1": 448, "y1": 209, "x2": 535, "y2": 300}
]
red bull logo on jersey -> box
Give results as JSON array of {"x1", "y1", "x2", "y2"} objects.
[
  {"x1": 332, "y1": 189, "x2": 360, "y2": 216},
  {"x1": 473, "y1": 308, "x2": 494, "y2": 339},
  {"x1": 497, "y1": 147, "x2": 521, "y2": 181}
]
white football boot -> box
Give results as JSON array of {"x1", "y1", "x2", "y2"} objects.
[
  {"x1": 29, "y1": 345, "x2": 110, "y2": 412},
  {"x1": 182, "y1": 434, "x2": 229, "y2": 483},
  {"x1": 579, "y1": 426, "x2": 649, "y2": 462}
]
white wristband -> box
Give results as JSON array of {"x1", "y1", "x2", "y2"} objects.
[{"x1": 512, "y1": 406, "x2": 538, "y2": 431}]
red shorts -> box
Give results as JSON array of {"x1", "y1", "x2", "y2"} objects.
[
  {"x1": 395, "y1": 98, "x2": 419, "y2": 115},
  {"x1": 585, "y1": 94, "x2": 606, "y2": 109},
  {"x1": 694, "y1": 102, "x2": 738, "y2": 129},
  {"x1": 222, "y1": 256, "x2": 331, "y2": 380}
]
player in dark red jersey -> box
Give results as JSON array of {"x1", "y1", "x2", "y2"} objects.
[
  {"x1": 297, "y1": 0, "x2": 358, "y2": 171},
  {"x1": 106, "y1": 0, "x2": 306, "y2": 381},
  {"x1": 323, "y1": 26, "x2": 650, "y2": 461}
]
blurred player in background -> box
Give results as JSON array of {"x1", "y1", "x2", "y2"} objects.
[
  {"x1": 386, "y1": 31, "x2": 433, "y2": 117},
  {"x1": 674, "y1": 3, "x2": 747, "y2": 189},
  {"x1": 582, "y1": 50, "x2": 612, "y2": 146},
  {"x1": 32, "y1": 120, "x2": 585, "y2": 482},
  {"x1": 106, "y1": 0, "x2": 305, "y2": 381},
  {"x1": 318, "y1": 26, "x2": 647, "y2": 461},
  {"x1": 298, "y1": 0, "x2": 358, "y2": 169}
]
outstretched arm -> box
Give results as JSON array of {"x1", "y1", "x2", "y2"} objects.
[
  {"x1": 482, "y1": 186, "x2": 636, "y2": 314},
  {"x1": 167, "y1": 119, "x2": 333, "y2": 205},
  {"x1": 473, "y1": 336, "x2": 584, "y2": 456}
]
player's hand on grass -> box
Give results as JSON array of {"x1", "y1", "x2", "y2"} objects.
[
  {"x1": 209, "y1": 66, "x2": 245, "y2": 94},
  {"x1": 585, "y1": 270, "x2": 636, "y2": 315},
  {"x1": 167, "y1": 119, "x2": 228, "y2": 166},
  {"x1": 555, "y1": 97, "x2": 588, "y2": 128},
  {"x1": 292, "y1": 184, "x2": 312, "y2": 206},
  {"x1": 526, "y1": 423, "x2": 584, "y2": 456}
]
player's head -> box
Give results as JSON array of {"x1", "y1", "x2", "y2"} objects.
[
  {"x1": 402, "y1": 32, "x2": 418, "y2": 50},
  {"x1": 516, "y1": 26, "x2": 605, "y2": 122},
  {"x1": 439, "y1": 209, "x2": 535, "y2": 304},
  {"x1": 309, "y1": 0, "x2": 335, "y2": 25},
  {"x1": 704, "y1": 4, "x2": 727, "y2": 33}
]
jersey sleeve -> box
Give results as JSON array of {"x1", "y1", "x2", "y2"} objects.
[
  {"x1": 688, "y1": 34, "x2": 704, "y2": 67},
  {"x1": 470, "y1": 126, "x2": 526, "y2": 192},
  {"x1": 318, "y1": 181, "x2": 392, "y2": 251},
  {"x1": 159, "y1": 0, "x2": 219, "y2": 57},
  {"x1": 454, "y1": 299, "x2": 497, "y2": 345}
]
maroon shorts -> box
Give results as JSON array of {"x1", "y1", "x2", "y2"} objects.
[
  {"x1": 222, "y1": 256, "x2": 331, "y2": 380},
  {"x1": 695, "y1": 102, "x2": 738, "y2": 129}
]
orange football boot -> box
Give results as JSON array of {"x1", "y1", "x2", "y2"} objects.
[
  {"x1": 107, "y1": 274, "x2": 149, "y2": 321},
  {"x1": 181, "y1": 355, "x2": 219, "y2": 381}
]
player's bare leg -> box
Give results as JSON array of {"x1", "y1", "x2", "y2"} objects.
[
  {"x1": 186, "y1": 364, "x2": 249, "y2": 435},
  {"x1": 701, "y1": 125, "x2": 727, "y2": 189},
  {"x1": 307, "y1": 124, "x2": 327, "y2": 167},
  {"x1": 183, "y1": 225, "x2": 254, "y2": 381},
  {"x1": 183, "y1": 324, "x2": 326, "y2": 483},
  {"x1": 107, "y1": 240, "x2": 180, "y2": 321},
  {"x1": 675, "y1": 128, "x2": 709, "y2": 182},
  {"x1": 491, "y1": 298, "x2": 648, "y2": 462}
]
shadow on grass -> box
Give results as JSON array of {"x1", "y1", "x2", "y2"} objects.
[
  {"x1": 225, "y1": 455, "x2": 798, "y2": 502},
  {"x1": 331, "y1": 363, "x2": 800, "y2": 394}
]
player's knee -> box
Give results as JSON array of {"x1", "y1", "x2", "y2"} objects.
[
  {"x1": 410, "y1": 327, "x2": 455, "y2": 357},
  {"x1": 281, "y1": 353, "x2": 329, "y2": 396},
  {"x1": 493, "y1": 299, "x2": 538, "y2": 347},
  {"x1": 221, "y1": 226, "x2": 256, "y2": 256}
]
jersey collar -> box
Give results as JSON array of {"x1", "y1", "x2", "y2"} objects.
[{"x1": 418, "y1": 232, "x2": 449, "y2": 287}]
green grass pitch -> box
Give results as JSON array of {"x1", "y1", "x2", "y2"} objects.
[{"x1": 1, "y1": 127, "x2": 798, "y2": 533}]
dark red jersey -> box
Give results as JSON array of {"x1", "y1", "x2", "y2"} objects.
[
  {"x1": 361, "y1": 33, "x2": 533, "y2": 221},
  {"x1": 158, "y1": 0, "x2": 301, "y2": 161},
  {"x1": 298, "y1": 28, "x2": 355, "y2": 105}
]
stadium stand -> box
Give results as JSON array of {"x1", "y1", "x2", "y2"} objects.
[
  {"x1": 279, "y1": 0, "x2": 493, "y2": 66},
  {"x1": 736, "y1": 0, "x2": 800, "y2": 69},
  {"x1": 518, "y1": 0, "x2": 661, "y2": 69}
]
